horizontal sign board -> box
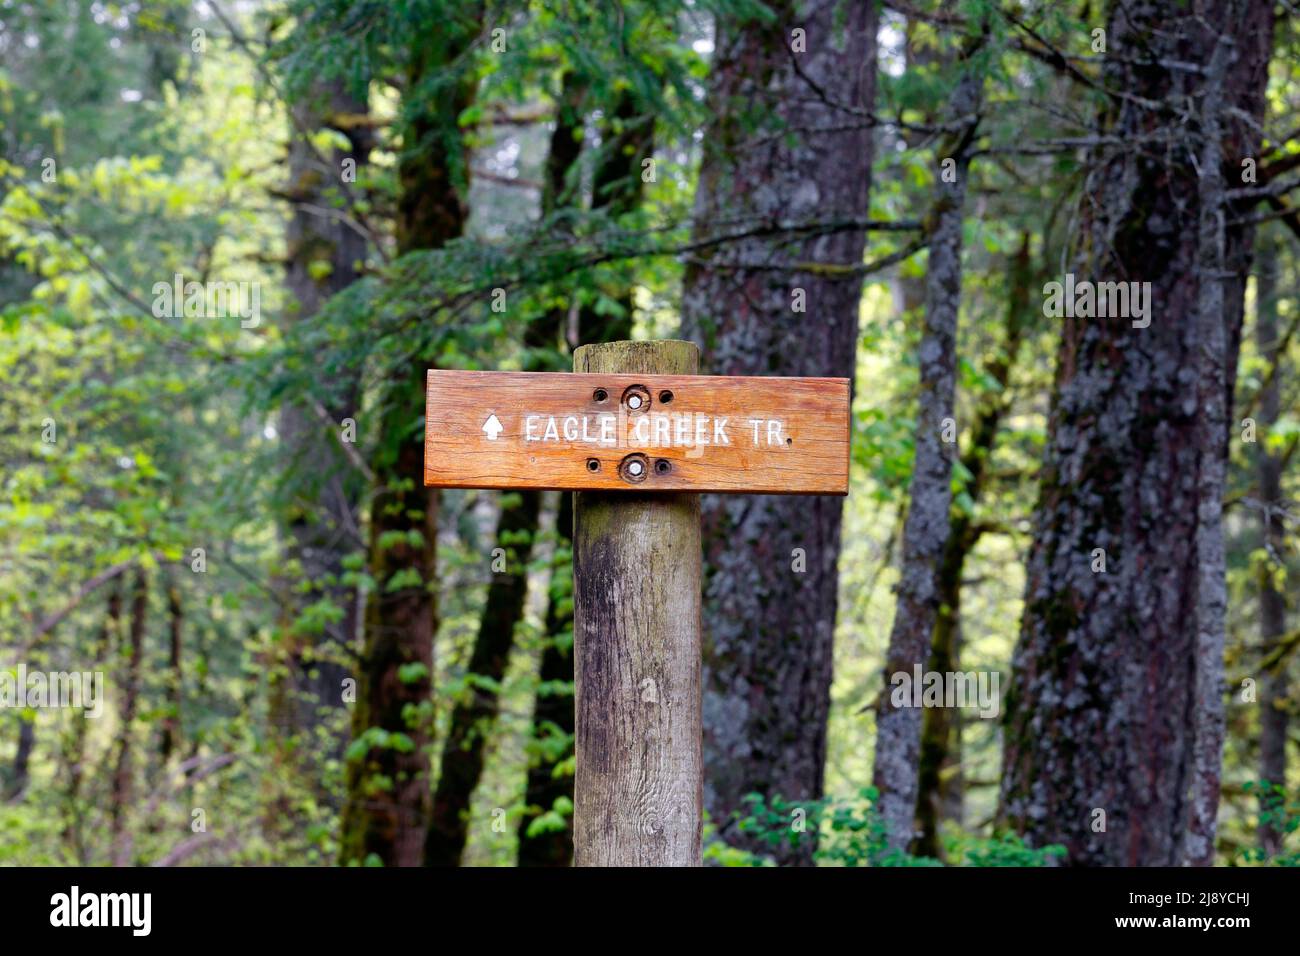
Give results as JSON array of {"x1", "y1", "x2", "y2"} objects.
[{"x1": 424, "y1": 369, "x2": 849, "y2": 495}]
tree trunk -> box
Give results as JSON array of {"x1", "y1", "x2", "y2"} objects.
[
  {"x1": 425, "y1": 488, "x2": 541, "y2": 864},
  {"x1": 63, "y1": 585, "x2": 119, "y2": 861},
  {"x1": 999, "y1": 0, "x2": 1274, "y2": 866},
  {"x1": 271, "y1": 78, "x2": 373, "y2": 830},
  {"x1": 160, "y1": 577, "x2": 183, "y2": 760},
  {"x1": 339, "y1": 23, "x2": 478, "y2": 867},
  {"x1": 1255, "y1": 233, "x2": 1288, "y2": 858},
  {"x1": 516, "y1": 490, "x2": 577, "y2": 866},
  {"x1": 913, "y1": 236, "x2": 1030, "y2": 858},
  {"x1": 1183, "y1": 30, "x2": 1233, "y2": 866},
  {"x1": 425, "y1": 72, "x2": 586, "y2": 866},
  {"x1": 5, "y1": 717, "x2": 34, "y2": 802},
  {"x1": 110, "y1": 567, "x2": 147, "y2": 864},
  {"x1": 872, "y1": 50, "x2": 982, "y2": 855},
  {"x1": 572, "y1": 340, "x2": 702, "y2": 867},
  {"x1": 678, "y1": 0, "x2": 878, "y2": 866}
]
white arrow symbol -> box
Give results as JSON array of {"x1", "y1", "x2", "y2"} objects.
[{"x1": 482, "y1": 413, "x2": 504, "y2": 441}]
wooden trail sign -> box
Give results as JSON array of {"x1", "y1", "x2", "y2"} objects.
[
  {"x1": 423, "y1": 341, "x2": 851, "y2": 866},
  {"x1": 424, "y1": 369, "x2": 849, "y2": 495}
]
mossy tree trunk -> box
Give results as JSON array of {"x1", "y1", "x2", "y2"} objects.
[
  {"x1": 999, "y1": 0, "x2": 1273, "y2": 866},
  {"x1": 339, "y1": 13, "x2": 480, "y2": 867}
]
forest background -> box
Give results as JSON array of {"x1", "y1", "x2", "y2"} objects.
[{"x1": 1, "y1": 0, "x2": 1298, "y2": 868}]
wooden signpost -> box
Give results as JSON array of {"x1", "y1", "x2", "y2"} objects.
[
  {"x1": 424, "y1": 370, "x2": 848, "y2": 494},
  {"x1": 424, "y1": 340, "x2": 850, "y2": 866}
]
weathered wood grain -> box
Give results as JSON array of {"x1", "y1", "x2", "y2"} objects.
[
  {"x1": 424, "y1": 365, "x2": 849, "y2": 495},
  {"x1": 572, "y1": 340, "x2": 703, "y2": 866}
]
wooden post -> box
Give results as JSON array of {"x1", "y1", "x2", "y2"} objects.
[{"x1": 571, "y1": 340, "x2": 703, "y2": 866}]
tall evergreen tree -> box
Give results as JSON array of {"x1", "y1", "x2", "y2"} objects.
[
  {"x1": 270, "y1": 76, "x2": 374, "y2": 825},
  {"x1": 679, "y1": 0, "x2": 878, "y2": 863},
  {"x1": 1000, "y1": 0, "x2": 1274, "y2": 866},
  {"x1": 339, "y1": 5, "x2": 482, "y2": 867},
  {"x1": 872, "y1": 35, "x2": 984, "y2": 854}
]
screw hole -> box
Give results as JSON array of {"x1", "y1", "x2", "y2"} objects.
[
  {"x1": 593, "y1": 388, "x2": 608, "y2": 403},
  {"x1": 586, "y1": 458, "x2": 600, "y2": 472},
  {"x1": 655, "y1": 458, "x2": 671, "y2": 475},
  {"x1": 786, "y1": 437, "x2": 793, "y2": 445},
  {"x1": 659, "y1": 389, "x2": 674, "y2": 404}
]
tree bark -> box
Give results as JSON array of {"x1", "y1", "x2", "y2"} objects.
[
  {"x1": 678, "y1": 0, "x2": 878, "y2": 865},
  {"x1": 5, "y1": 717, "x2": 34, "y2": 802},
  {"x1": 270, "y1": 78, "x2": 375, "y2": 848},
  {"x1": 999, "y1": 0, "x2": 1274, "y2": 866},
  {"x1": 63, "y1": 585, "x2": 119, "y2": 861},
  {"x1": 1254, "y1": 233, "x2": 1288, "y2": 858},
  {"x1": 516, "y1": 490, "x2": 577, "y2": 866},
  {"x1": 339, "y1": 20, "x2": 479, "y2": 867},
  {"x1": 872, "y1": 48, "x2": 982, "y2": 855},
  {"x1": 913, "y1": 235, "x2": 1030, "y2": 858},
  {"x1": 425, "y1": 72, "x2": 584, "y2": 866},
  {"x1": 572, "y1": 340, "x2": 702, "y2": 867},
  {"x1": 160, "y1": 577, "x2": 183, "y2": 760},
  {"x1": 1183, "y1": 29, "x2": 1233, "y2": 867},
  {"x1": 110, "y1": 567, "x2": 147, "y2": 864}
]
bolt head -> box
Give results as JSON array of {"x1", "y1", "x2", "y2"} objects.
[
  {"x1": 628, "y1": 395, "x2": 643, "y2": 409},
  {"x1": 628, "y1": 460, "x2": 644, "y2": 476}
]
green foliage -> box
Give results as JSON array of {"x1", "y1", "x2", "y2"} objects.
[
  {"x1": 1, "y1": 0, "x2": 1296, "y2": 871},
  {"x1": 717, "y1": 788, "x2": 1065, "y2": 868},
  {"x1": 1240, "y1": 782, "x2": 1300, "y2": 866}
]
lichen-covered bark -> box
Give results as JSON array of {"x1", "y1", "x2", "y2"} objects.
[
  {"x1": 872, "y1": 53, "x2": 982, "y2": 854},
  {"x1": 913, "y1": 236, "x2": 1030, "y2": 859},
  {"x1": 679, "y1": 0, "x2": 877, "y2": 866},
  {"x1": 572, "y1": 340, "x2": 702, "y2": 867},
  {"x1": 1183, "y1": 30, "x2": 1232, "y2": 866},
  {"x1": 999, "y1": 0, "x2": 1273, "y2": 866}
]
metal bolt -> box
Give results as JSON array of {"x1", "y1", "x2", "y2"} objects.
[
  {"x1": 618, "y1": 453, "x2": 649, "y2": 483},
  {"x1": 628, "y1": 394, "x2": 643, "y2": 409}
]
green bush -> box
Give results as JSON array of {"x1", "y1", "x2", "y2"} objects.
[{"x1": 705, "y1": 787, "x2": 1065, "y2": 867}]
